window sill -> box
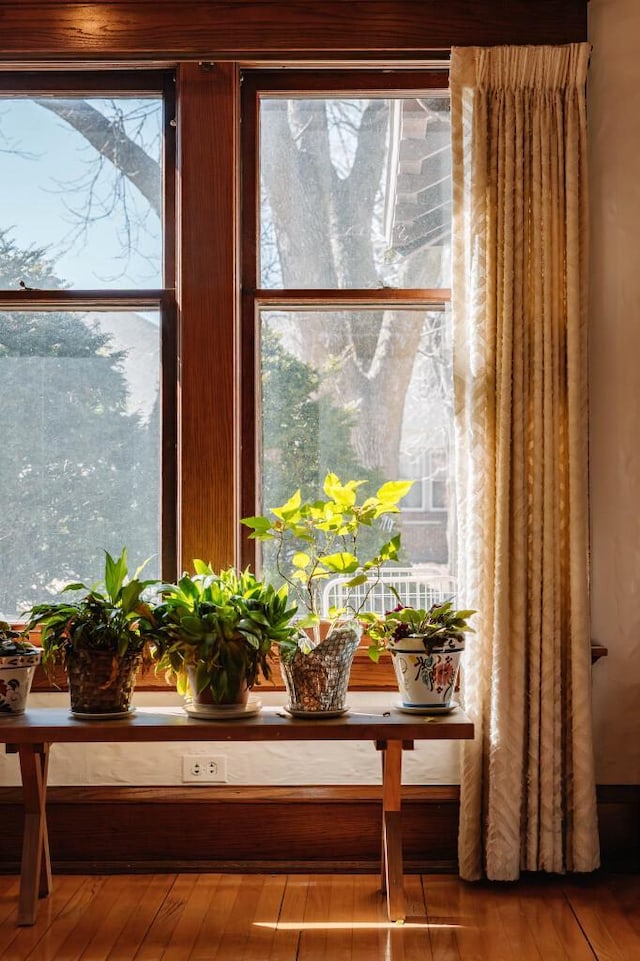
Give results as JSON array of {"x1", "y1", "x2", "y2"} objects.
[{"x1": 27, "y1": 643, "x2": 609, "y2": 695}]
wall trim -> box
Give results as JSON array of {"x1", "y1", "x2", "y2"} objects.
[
  {"x1": 0, "y1": 783, "x2": 636, "y2": 874},
  {"x1": 0, "y1": 2, "x2": 588, "y2": 62}
]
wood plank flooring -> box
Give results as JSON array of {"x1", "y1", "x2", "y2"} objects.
[{"x1": 0, "y1": 873, "x2": 638, "y2": 960}]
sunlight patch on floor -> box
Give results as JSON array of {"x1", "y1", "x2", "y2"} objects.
[{"x1": 254, "y1": 920, "x2": 461, "y2": 930}]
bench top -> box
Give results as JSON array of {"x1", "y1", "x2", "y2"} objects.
[{"x1": 0, "y1": 705, "x2": 474, "y2": 744}]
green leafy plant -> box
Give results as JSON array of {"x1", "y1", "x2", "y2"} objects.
[
  {"x1": 152, "y1": 563, "x2": 297, "y2": 703},
  {"x1": 24, "y1": 548, "x2": 158, "y2": 672},
  {"x1": 241, "y1": 471, "x2": 413, "y2": 644},
  {"x1": 0, "y1": 621, "x2": 40, "y2": 657},
  {"x1": 361, "y1": 597, "x2": 476, "y2": 662}
]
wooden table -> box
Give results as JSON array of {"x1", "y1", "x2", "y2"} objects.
[{"x1": 1, "y1": 704, "x2": 473, "y2": 926}]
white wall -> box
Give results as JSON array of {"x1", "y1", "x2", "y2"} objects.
[{"x1": 589, "y1": 0, "x2": 640, "y2": 784}]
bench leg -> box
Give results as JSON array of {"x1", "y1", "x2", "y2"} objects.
[
  {"x1": 17, "y1": 742, "x2": 51, "y2": 926},
  {"x1": 379, "y1": 739, "x2": 405, "y2": 922}
]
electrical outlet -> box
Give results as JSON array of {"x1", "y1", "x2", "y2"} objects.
[{"x1": 182, "y1": 754, "x2": 228, "y2": 783}]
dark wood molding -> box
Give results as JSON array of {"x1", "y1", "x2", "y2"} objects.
[
  {"x1": 0, "y1": 784, "x2": 461, "y2": 874},
  {"x1": 596, "y1": 784, "x2": 640, "y2": 872},
  {"x1": 177, "y1": 61, "x2": 239, "y2": 571},
  {"x1": 591, "y1": 642, "x2": 608, "y2": 662},
  {"x1": 0, "y1": 783, "x2": 636, "y2": 874},
  {"x1": 0, "y1": 2, "x2": 588, "y2": 62}
]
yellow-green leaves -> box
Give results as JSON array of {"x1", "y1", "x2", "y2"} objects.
[
  {"x1": 317, "y1": 552, "x2": 359, "y2": 574},
  {"x1": 270, "y1": 489, "x2": 302, "y2": 522},
  {"x1": 240, "y1": 472, "x2": 414, "y2": 625},
  {"x1": 323, "y1": 472, "x2": 363, "y2": 507},
  {"x1": 375, "y1": 480, "x2": 414, "y2": 514},
  {"x1": 292, "y1": 551, "x2": 311, "y2": 569}
]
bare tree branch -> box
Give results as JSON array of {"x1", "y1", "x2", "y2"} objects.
[{"x1": 35, "y1": 99, "x2": 161, "y2": 217}]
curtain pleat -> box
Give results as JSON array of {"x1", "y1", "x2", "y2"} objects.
[{"x1": 450, "y1": 43, "x2": 599, "y2": 880}]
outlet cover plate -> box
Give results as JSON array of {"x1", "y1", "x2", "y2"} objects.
[{"x1": 182, "y1": 754, "x2": 228, "y2": 783}]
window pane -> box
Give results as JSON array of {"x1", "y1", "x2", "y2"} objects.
[
  {"x1": 259, "y1": 306, "x2": 455, "y2": 611},
  {"x1": 0, "y1": 309, "x2": 161, "y2": 618},
  {"x1": 259, "y1": 96, "x2": 451, "y2": 289},
  {"x1": 0, "y1": 96, "x2": 162, "y2": 289}
]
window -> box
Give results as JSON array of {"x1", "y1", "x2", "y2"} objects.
[
  {"x1": 240, "y1": 71, "x2": 455, "y2": 602},
  {"x1": 0, "y1": 72, "x2": 176, "y2": 619},
  {"x1": 0, "y1": 63, "x2": 453, "y2": 641}
]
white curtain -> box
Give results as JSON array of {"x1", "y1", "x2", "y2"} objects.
[{"x1": 450, "y1": 43, "x2": 600, "y2": 880}]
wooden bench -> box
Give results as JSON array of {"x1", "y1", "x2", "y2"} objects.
[{"x1": 1, "y1": 704, "x2": 473, "y2": 925}]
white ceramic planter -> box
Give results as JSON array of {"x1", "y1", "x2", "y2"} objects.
[
  {"x1": 0, "y1": 650, "x2": 41, "y2": 715},
  {"x1": 389, "y1": 634, "x2": 465, "y2": 711}
]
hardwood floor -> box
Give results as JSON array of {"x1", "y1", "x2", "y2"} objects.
[{"x1": 0, "y1": 872, "x2": 638, "y2": 960}]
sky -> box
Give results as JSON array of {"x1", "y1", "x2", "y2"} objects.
[{"x1": 0, "y1": 97, "x2": 162, "y2": 289}]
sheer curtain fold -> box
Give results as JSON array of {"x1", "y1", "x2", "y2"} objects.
[{"x1": 450, "y1": 43, "x2": 599, "y2": 881}]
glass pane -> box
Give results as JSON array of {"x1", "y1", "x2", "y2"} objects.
[
  {"x1": 259, "y1": 96, "x2": 451, "y2": 289},
  {"x1": 0, "y1": 96, "x2": 162, "y2": 289},
  {"x1": 0, "y1": 309, "x2": 161, "y2": 619},
  {"x1": 259, "y1": 306, "x2": 456, "y2": 613}
]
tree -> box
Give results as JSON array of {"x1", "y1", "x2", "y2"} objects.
[
  {"x1": 18, "y1": 84, "x2": 454, "y2": 570},
  {"x1": 261, "y1": 323, "x2": 383, "y2": 499},
  {"x1": 30, "y1": 92, "x2": 451, "y2": 483},
  {"x1": 259, "y1": 97, "x2": 452, "y2": 482},
  {"x1": 0, "y1": 231, "x2": 159, "y2": 616}
]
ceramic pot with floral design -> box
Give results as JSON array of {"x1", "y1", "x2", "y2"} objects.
[
  {"x1": 389, "y1": 634, "x2": 464, "y2": 712},
  {"x1": 0, "y1": 640, "x2": 42, "y2": 715}
]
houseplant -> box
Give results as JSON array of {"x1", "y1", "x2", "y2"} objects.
[
  {"x1": 0, "y1": 623, "x2": 41, "y2": 715},
  {"x1": 152, "y1": 562, "x2": 297, "y2": 715},
  {"x1": 24, "y1": 548, "x2": 158, "y2": 717},
  {"x1": 361, "y1": 598, "x2": 476, "y2": 713},
  {"x1": 241, "y1": 471, "x2": 413, "y2": 715}
]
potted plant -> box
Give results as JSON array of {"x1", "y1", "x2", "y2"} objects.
[
  {"x1": 0, "y1": 623, "x2": 41, "y2": 715},
  {"x1": 241, "y1": 471, "x2": 413, "y2": 715},
  {"x1": 24, "y1": 548, "x2": 158, "y2": 717},
  {"x1": 361, "y1": 598, "x2": 476, "y2": 714},
  {"x1": 152, "y1": 562, "x2": 297, "y2": 716}
]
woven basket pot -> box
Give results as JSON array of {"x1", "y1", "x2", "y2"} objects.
[
  {"x1": 280, "y1": 622, "x2": 361, "y2": 714},
  {"x1": 66, "y1": 648, "x2": 142, "y2": 715}
]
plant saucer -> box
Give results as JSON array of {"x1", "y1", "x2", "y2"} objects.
[
  {"x1": 283, "y1": 706, "x2": 349, "y2": 719},
  {"x1": 70, "y1": 707, "x2": 136, "y2": 720},
  {"x1": 392, "y1": 701, "x2": 457, "y2": 716},
  {"x1": 184, "y1": 698, "x2": 262, "y2": 720}
]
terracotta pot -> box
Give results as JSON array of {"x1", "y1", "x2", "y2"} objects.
[{"x1": 185, "y1": 665, "x2": 250, "y2": 708}]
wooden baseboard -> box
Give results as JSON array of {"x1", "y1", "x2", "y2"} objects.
[
  {"x1": 596, "y1": 784, "x2": 640, "y2": 872},
  {"x1": 0, "y1": 783, "x2": 637, "y2": 875},
  {"x1": 0, "y1": 784, "x2": 459, "y2": 873}
]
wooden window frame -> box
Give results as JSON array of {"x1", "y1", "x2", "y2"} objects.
[
  {"x1": 237, "y1": 69, "x2": 453, "y2": 689},
  {"x1": 0, "y1": 69, "x2": 178, "y2": 582}
]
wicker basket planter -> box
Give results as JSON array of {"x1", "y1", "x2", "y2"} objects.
[{"x1": 67, "y1": 648, "x2": 142, "y2": 715}]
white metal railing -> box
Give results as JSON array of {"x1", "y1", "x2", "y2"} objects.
[{"x1": 320, "y1": 566, "x2": 457, "y2": 617}]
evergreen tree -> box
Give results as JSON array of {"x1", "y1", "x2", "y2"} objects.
[{"x1": 0, "y1": 232, "x2": 159, "y2": 616}]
